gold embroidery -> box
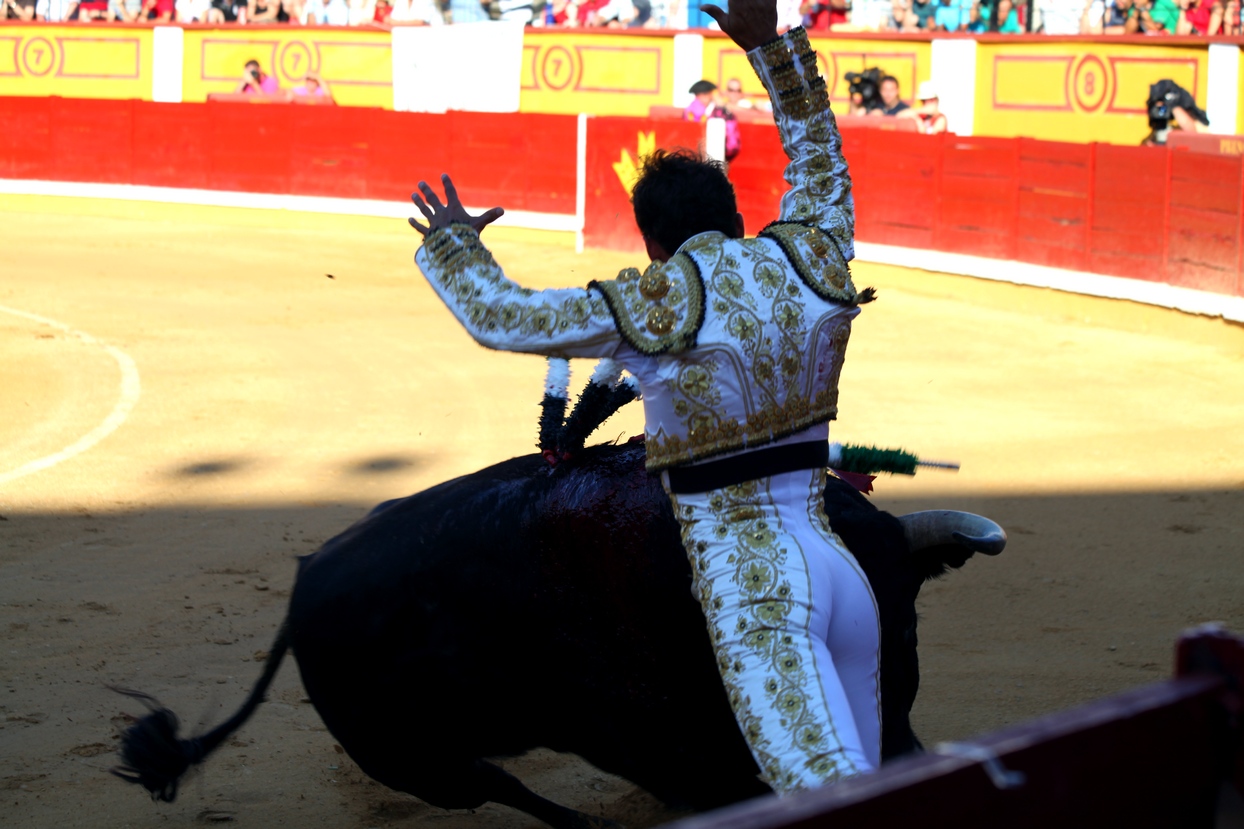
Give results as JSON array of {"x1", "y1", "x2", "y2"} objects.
[
  {"x1": 670, "y1": 478, "x2": 850, "y2": 791},
  {"x1": 646, "y1": 306, "x2": 676, "y2": 335},
  {"x1": 589, "y1": 253, "x2": 705, "y2": 356},
  {"x1": 759, "y1": 222, "x2": 859, "y2": 305},
  {"x1": 807, "y1": 120, "x2": 833, "y2": 143},
  {"x1": 421, "y1": 225, "x2": 611, "y2": 342},
  {"x1": 639, "y1": 269, "x2": 671, "y2": 300},
  {"x1": 647, "y1": 387, "x2": 843, "y2": 471}
]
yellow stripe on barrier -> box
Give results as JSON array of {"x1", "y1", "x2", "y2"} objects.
[{"x1": 0, "y1": 26, "x2": 154, "y2": 100}]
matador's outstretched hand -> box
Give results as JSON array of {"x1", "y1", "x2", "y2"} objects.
[
  {"x1": 700, "y1": 0, "x2": 780, "y2": 52},
  {"x1": 408, "y1": 174, "x2": 505, "y2": 237}
]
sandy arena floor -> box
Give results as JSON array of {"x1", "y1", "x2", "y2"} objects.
[{"x1": 2, "y1": 193, "x2": 1243, "y2": 828}]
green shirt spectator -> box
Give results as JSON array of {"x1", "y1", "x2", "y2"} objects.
[{"x1": 1137, "y1": 0, "x2": 1179, "y2": 31}]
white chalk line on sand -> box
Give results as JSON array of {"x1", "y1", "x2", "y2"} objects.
[{"x1": 0, "y1": 304, "x2": 141, "y2": 487}]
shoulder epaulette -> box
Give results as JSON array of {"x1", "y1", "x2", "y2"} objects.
[
  {"x1": 758, "y1": 221, "x2": 870, "y2": 305},
  {"x1": 588, "y1": 253, "x2": 705, "y2": 356}
]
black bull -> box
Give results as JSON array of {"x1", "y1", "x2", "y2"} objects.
[{"x1": 115, "y1": 441, "x2": 1001, "y2": 828}]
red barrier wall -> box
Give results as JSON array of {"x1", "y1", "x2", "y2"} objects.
[
  {"x1": 0, "y1": 97, "x2": 579, "y2": 214},
  {"x1": 2, "y1": 96, "x2": 1241, "y2": 300},
  {"x1": 729, "y1": 125, "x2": 1244, "y2": 299},
  {"x1": 583, "y1": 116, "x2": 706, "y2": 253}
]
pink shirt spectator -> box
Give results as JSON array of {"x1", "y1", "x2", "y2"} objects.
[
  {"x1": 243, "y1": 75, "x2": 280, "y2": 95},
  {"x1": 683, "y1": 97, "x2": 714, "y2": 121}
]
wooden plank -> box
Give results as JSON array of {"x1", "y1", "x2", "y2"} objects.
[
  {"x1": 655, "y1": 675, "x2": 1226, "y2": 829},
  {"x1": 657, "y1": 626, "x2": 1244, "y2": 829}
]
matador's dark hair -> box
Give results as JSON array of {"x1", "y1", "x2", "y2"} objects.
[{"x1": 631, "y1": 149, "x2": 738, "y2": 257}]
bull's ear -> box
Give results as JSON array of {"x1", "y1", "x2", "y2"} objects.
[{"x1": 899, "y1": 511, "x2": 1006, "y2": 582}]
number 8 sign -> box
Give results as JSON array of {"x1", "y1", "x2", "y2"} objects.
[{"x1": 1073, "y1": 54, "x2": 1107, "y2": 113}]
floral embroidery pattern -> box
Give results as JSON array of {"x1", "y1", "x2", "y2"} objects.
[
  {"x1": 670, "y1": 480, "x2": 852, "y2": 792},
  {"x1": 759, "y1": 222, "x2": 859, "y2": 305},
  {"x1": 421, "y1": 224, "x2": 613, "y2": 343},
  {"x1": 643, "y1": 232, "x2": 854, "y2": 471}
]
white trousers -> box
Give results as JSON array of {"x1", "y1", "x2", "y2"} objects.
[{"x1": 664, "y1": 467, "x2": 881, "y2": 793}]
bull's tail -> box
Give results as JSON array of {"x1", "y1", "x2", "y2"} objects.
[{"x1": 110, "y1": 619, "x2": 292, "y2": 802}]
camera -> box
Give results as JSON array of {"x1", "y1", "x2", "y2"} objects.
[
  {"x1": 1147, "y1": 92, "x2": 1176, "y2": 131},
  {"x1": 1146, "y1": 79, "x2": 1208, "y2": 133},
  {"x1": 845, "y1": 68, "x2": 882, "y2": 112}
]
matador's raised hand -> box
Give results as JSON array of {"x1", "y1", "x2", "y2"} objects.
[
  {"x1": 700, "y1": 0, "x2": 780, "y2": 52},
  {"x1": 408, "y1": 174, "x2": 505, "y2": 237}
]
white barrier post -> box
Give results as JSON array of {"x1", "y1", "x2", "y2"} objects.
[
  {"x1": 1206, "y1": 43, "x2": 1240, "y2": 136},
  {"x1": 152, "y1": 26, "x2": 184, "y2": 104},
  {"x1": 930, "y1": 38, "x2": 977, "y2": 136},
  {"x1": 576, "y1": 112, "x2": 588, "y2": 254},
  {"x1": 672, "y1": 34, "x2": 705, "y2": 109},
  {"x1": 705, "y1": 118, "x2": 727, "y2": 164}
]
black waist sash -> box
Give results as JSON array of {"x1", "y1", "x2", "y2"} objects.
[{"x1": 665, "y1": 440, "x2": 829, "y2": 494}]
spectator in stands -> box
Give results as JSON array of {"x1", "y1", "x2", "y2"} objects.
[
  {"x1": 205, "y1": 0, "x2": 242, "y2": 20},
  {"x1": 304, "y1": 0, "x2": 349, "y2": 23},
  {"x1": 986, "y1": 0, "x2": 1023, "y2": 29},
  {"x1": 447, "y1": 0, "x2": 489, "y2": 20},
  {"x1": 176, "y1": 0, "x2": 213, "y2": 19},
  {"x1": 909, "y1": 0, "x2": 937, "y2": 26},
  {"x1": 4, "y1": 0, "x2": 37, "y2": 17},
  {"x1": 933, "y1": 0, "x2": 966, "y2": 29},
  {"x1": 107, "y1": 0, "x2": 139, "y2": 16},
  {"x1": 684, "y1": 79, "x2": 719, "y2": 121},
  {"x1": 724, "y1": 77, "x2": 755, "y2": 110},
  {"x1": 138, "y1": 0, "x2": 174, "y2": 18},
  {"x1": 869, "y1": 75, "x2": 910, "y2": 116},
  {"x1": 497, "y1": 0, "x2": 535, "y2": 21},
  {"x1": 237, "y1": 60, "x2": 280, "y2": 95},
  {"x1": 1102, "y1": 0, "x2": 1138, "y2": 31},
  {"x1": 1177, "y1": 0, "x2": 1225, "y2": 32},
  {"x1": 247, "y1": 0, "x2": 283, "y2": 20},
  {"x1": 902, "y1": 80, "x2": 948, "y2": 133},
  {"x1": 888, "y1": 0, "x2": 912, "y2": 27},
  {"x1": 682, "y1": 80, "x2": 741, "y2": 161},
  {"x1": 1134, "y1": 0, "x2": 1180, "y2": 31},
  {"x1": 292, "y1": 72, "x2": 334, "y2": 100},
  {"x1": 588, "y1": 0, "x2": 636, "y2": 24},
  {"x1": 1078, "y1": 0, "x2": 1105, "y2": 30},
  {"x1": 389, "y1": 0, "x2": 445, "y2": 23},
  {"x1": 1036, "y1": 0, "x2": 1085, "y2": 30},
  {"x1": 802, "y1": 0, "x2": 850, "y2": 28},
  {"x1": 776, "y1": 0, "x2": 803, "y2": 28},
  {"x1": 35, "y1": 0, "x2": 76, "y2": 19},
  {"x1": 625, "y1": 0, "x2": 652, "y2": 25}
]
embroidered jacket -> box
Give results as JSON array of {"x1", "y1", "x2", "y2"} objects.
[{"x1": 415, "y1": 27, "x2": 863, "y2": 472}]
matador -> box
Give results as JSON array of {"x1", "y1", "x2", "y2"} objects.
[{"x1": 409, "y1": 0, "x2": 880, "y2": 793}]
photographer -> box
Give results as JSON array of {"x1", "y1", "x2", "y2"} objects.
[
  {"x1": 1142, "y1": 79, "x2": 1208, "y2": 146},
  {"x1": 236, "y1": 60, "x2": 280, "y2": 96},
  {"x1": 844, "y1": 67, "x2": 882, "y2": 116}
]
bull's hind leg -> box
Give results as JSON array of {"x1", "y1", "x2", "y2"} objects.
[
  {"x1": 469, "y1": 760, "x2": 623, "y2": 829},
  {"x1": 381, "y1": 757, "x2": 622, "y2": 829}
]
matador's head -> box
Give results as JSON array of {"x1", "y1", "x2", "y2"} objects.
[{"x1": 631, "y1": 150, "x2": 746, "y2": 264}]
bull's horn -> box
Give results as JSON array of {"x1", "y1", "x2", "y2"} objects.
[{"x1": 898, "y1": 510, "x2": 1007, "y2": 556}]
